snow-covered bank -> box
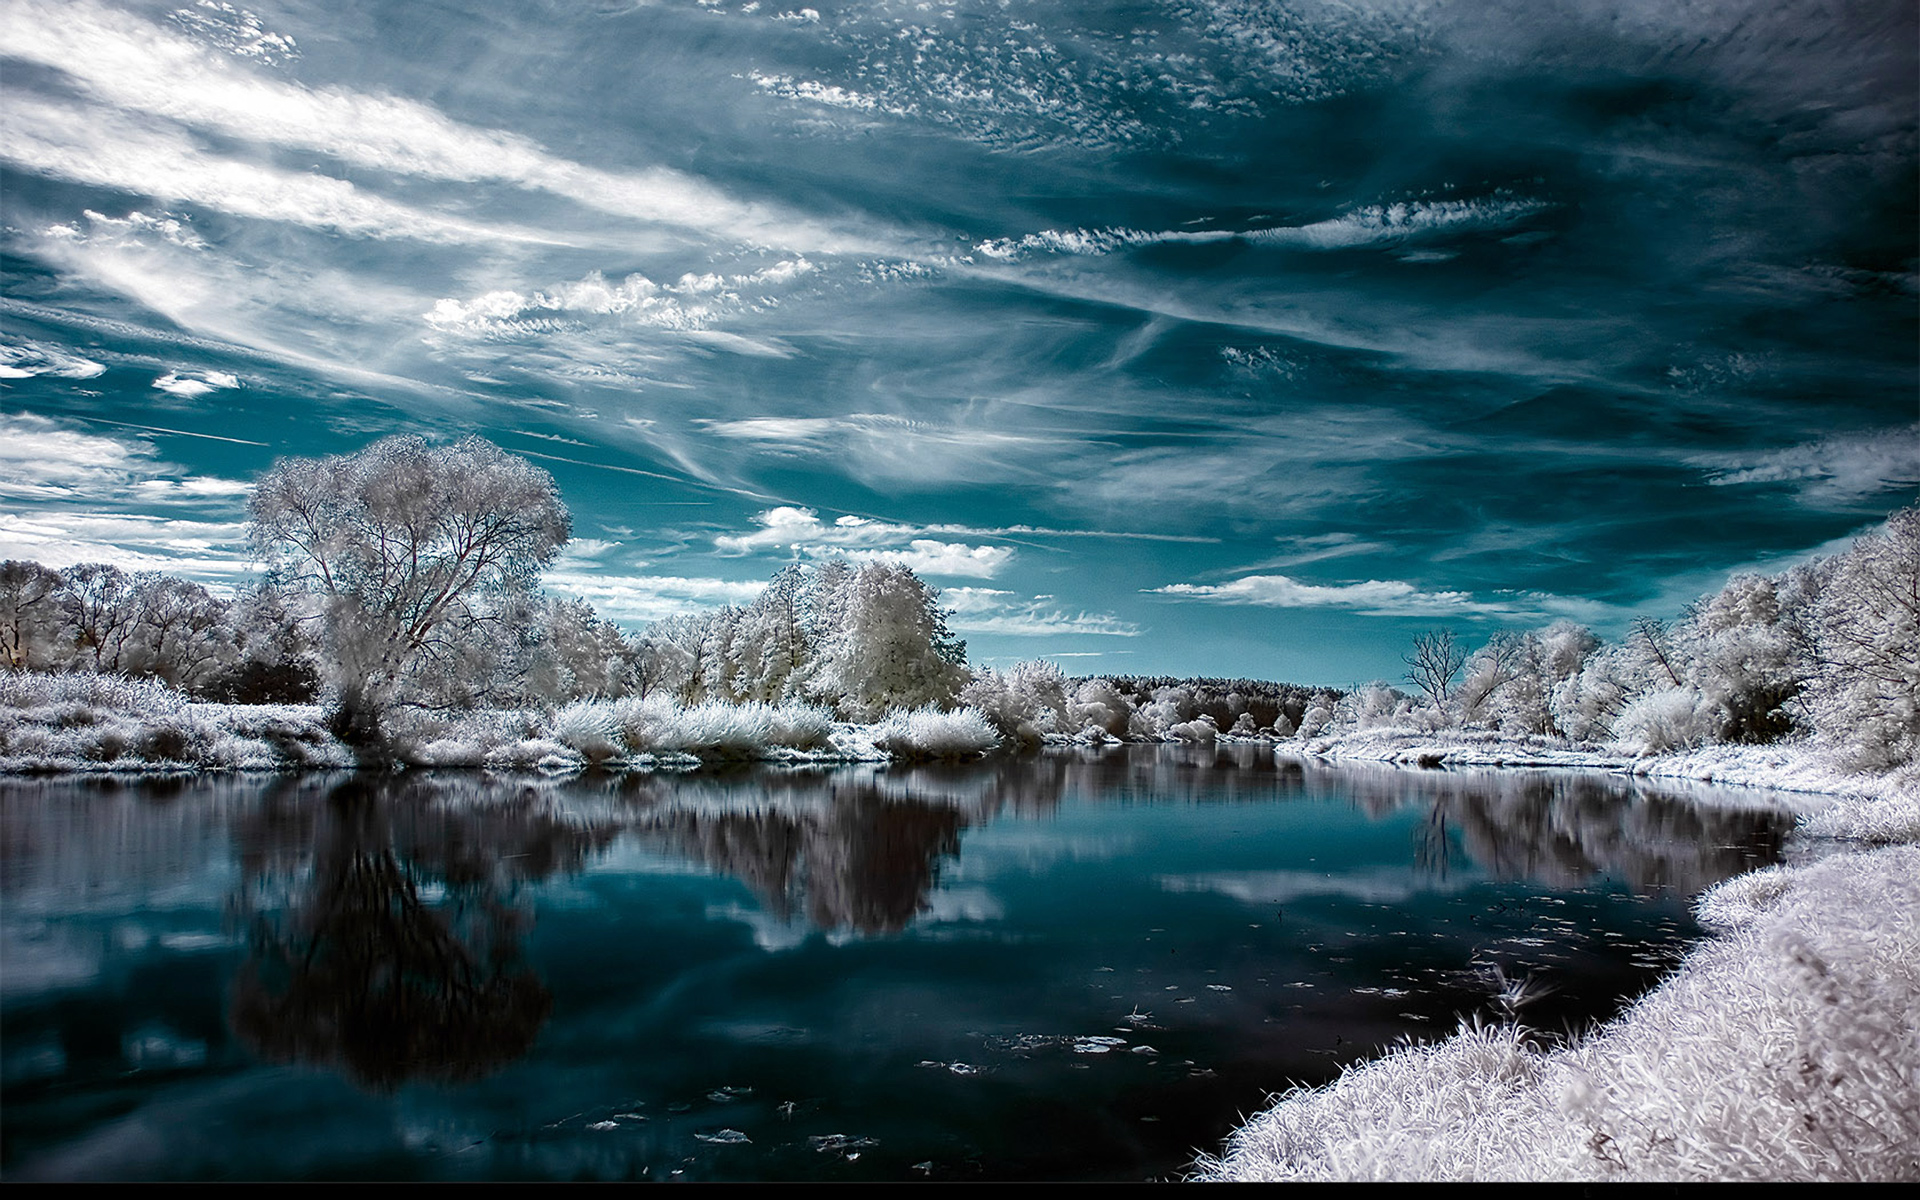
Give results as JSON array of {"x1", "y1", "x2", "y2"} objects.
[
  {"x1": 1193, "y1": 844, "x2": 1920, "y2": 1182},
  {"x1": 0, "y1": 673, "x2": 1001, "y2": 773},
  {"x1": 1291, "y1": 726, "x2": 1918, "y2": 844}
]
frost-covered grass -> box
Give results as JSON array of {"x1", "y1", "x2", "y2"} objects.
[
  {"x1": 1193, "y1": 844, "x2": 1920, "y2": 1182},
  {"x1": 1295, "y1": 726, "x2": 1918, "y2": 843},
  {"x1": 868, "y1": 705, "x2": 1002, "y2": 760},
  {"x1": 0, "y1": 671, "x2": 347, "y2": 772},
  {"x1": 0, "y1": 673, "x2": 991, "y2": 772}
]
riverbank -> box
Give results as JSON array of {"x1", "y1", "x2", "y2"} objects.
[
  {"x1": 0, "y1": 672, "x2": 1002, "y2": 773},
  {"x1": 1194, "y1": 735, "x2": 1920, "y2": 1182}
]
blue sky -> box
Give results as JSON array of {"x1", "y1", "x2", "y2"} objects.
[{"x1": 2, "y1": 0, "x2": 1914, "y2": 686}]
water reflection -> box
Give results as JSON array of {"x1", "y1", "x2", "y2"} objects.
[
  {"x1": 1, "y1": 749, "x2": 1802, "y2": 1181},
  {"x1": 227, "y1": 775, "x2": 619, "y2": 1090}
]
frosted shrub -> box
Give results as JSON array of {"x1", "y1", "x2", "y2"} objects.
[
  {"x1": 764, "y1": 703, "x2": 834, "y2": 750},
  {"x1": 671, "y1": 701, "x2": 788, "y2": 758},
  {"x1": 1613, "y1": 687, "x2": 1717, "y2": 754},
  {"x1": 1333, "y1": 683, "x2": 1412, "y2": 731},
  {"x1": 608, "y1": 693, "x2": 676, "y2": 752},
  {"x1": 870, "y1": 706, "x2": 1000, "y2": 760},
  {"x1": 1168, "y1": 715, "x2": 1218, "y2": 743},
  {"x1": 553, "y1": 699, "x2": 626, "y2": 763},
  {"x1": 1295, "y1": 703, "x2": 1333, "y2": 740},
  {"x1": 1069, "y1": 677, "x2": 1132, "y2": 738}
]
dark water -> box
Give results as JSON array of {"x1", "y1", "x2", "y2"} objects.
[{"x1": 1, "y1": 745, "x2": 1796, "y2": 1181}]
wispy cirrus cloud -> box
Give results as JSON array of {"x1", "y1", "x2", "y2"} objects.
[
  {"x1": 3, "y1": 97, "x2": 554, "y2": 245},
  {"x1": 0, "y1": 412, "x2": 245, "y2": 504},
  {"x1": 941, "y1": 586, "x2": 1139, "y2": 637},
  {"x1": 699, "y1": 413, "x2": 1063, "y2": 486},
  {"x1": 974, "y1": 196, "x2": 1550, "y2": 262},
  {"x1": 1, "y1": 0, "x2": 897, "y2": 254},
  {"x1": 1694, "y1": 424, "x2": 1920, "y2": 506}
]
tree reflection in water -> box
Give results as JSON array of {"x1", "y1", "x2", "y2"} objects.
[{"x1": 228, "y1": 775, "x2": 619, "y2": 1090}]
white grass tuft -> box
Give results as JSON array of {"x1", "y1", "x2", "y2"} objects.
[
  {"x1": 870, "y1": 706, "x2": 1001, "y2": 760},
  {"x1": 1193, "y1": 844, "x2": 1920, "y2": 1182}
]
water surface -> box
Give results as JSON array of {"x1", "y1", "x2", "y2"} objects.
[{"x1": 1, "y1": 745, "x2": 1797, "y2": 1180}]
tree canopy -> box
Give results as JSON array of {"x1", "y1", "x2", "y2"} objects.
[{"x1": 248, "y1": 435, "x2": 570, "y2": 743}]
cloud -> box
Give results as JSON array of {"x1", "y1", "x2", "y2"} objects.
[
  {"x1": 1149, "y1": 573, "x2": 1484, "y2": 616},
  {"x1": 3, "y1": 0, "x2": 895, "y2": 254},
  {"x1": 541, "y1": 570, "x2": 769, "y2": 623},
  {"x1": 424, "y1": 261, "x2": 813, "y2": 337},
  {"x1": 711, "y1": 507, "x2": 1014, "y2": 578},
  {"x1": 973, "y1": 197, "x2": 1549, "y2": 261},
  {"x1": 0, "y1": 341, "x2": 106, "y2": 380},
  {"x1": 0, "y1": 510, "x2": 250, "y2": 579},
  {"x1": 941, "y1": 587, "x2": 1139, "y2": 637},
  {"x1": 1695, "y1": 424, "x2": 1920, "y2": 506},
  {"x1": 836, "y1": 541, "x2": 1013, "y2": 578},
  {"x1": 5, "y1": 97, "x2": 550, "y2": 245},
  {"x1": 0, "y1": 413, "x2": 251, "y2": 506},
  {"x1": 152, "y1": 370, "x2": 239, "y2": 398},
  {"x1": 699, "y1": 414, "x2": 1057, "y2": 486}
]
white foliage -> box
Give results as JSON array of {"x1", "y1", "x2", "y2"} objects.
[
  {"x1": 1613, "y1": 686, "x2": 1720, "y2": 755},
  {"x1": 1807, "y1": 507, "x2": 1920, "y2": 770},
  {"x1": 1195, "y1": 845, "x2": 1920, "y2": 1182},
  {"x1": 870, "y1": 706, "x2": 1000, "y2": 760}
]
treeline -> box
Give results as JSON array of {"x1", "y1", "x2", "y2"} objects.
[
  {"x1": 959, "y1": 664, "x2": 1330, "y2": 747},
  {"x1": 1303, "y1": 506, "x2": 1918, "y2": 771},
  {"x1": 0, "y1": 556, "x2": 971, "y2": 720},
  {"x1": 0, "y1": 561, "x2": 317, "y2": 703}
]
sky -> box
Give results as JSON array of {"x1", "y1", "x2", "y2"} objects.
[{"x1": 1, "y1": 0, "x2": 1915, "y2": 686}]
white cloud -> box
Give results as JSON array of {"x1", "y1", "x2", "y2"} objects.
[
  {"x1": 837, "y1": 540, "x2": 1013, "y2": 578},
  {"x1": 941, "y1": 586, "x2": 1139, "y2": 637},
  {"x1": 0, "y1": 341, "x2": 106, "y2": 380},
  {"x1": 3, "y1": 0, "x2": 893, "y2": 254},
  {"x1": 1696, "y1": 424, "x2": 1920, "y2": 506},
  {"x1": 424, "y1": 261, "x2": 812, "y2": 337},
  {"x1": 4, "y1": 96, "x2": 549, "y2": 245},
  {"x1": 542, "y1": 570, "x2": 769, "y2": 623},
  {"x1": 152, "y1": 370, "x2": 238, "y2": 397},
  {"x1": 974, "y1": 197, "x2": 1548, "y2": 261},
  {"x1": 699, "y1": 413, "x2": 1060, "y2": 486},
  {"x1": 1150, "y1": 573, "x2": 1483, "y2": 616},
  {"x1": 712, "y1": 506, "x2": 1014, "y2": 577},
  {"x1": 0, "y1": 510, "x2": 250, "y2": 579},
  {"x1": 0, "y1": 413, "x2": 251, "y2": 506}
]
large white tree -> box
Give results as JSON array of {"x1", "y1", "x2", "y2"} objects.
[
  {"x1": 1810, "y1": 506, "x2": 1920, "y2": 769},
  {"x1": 804, "y1": 561, "x2": 968, "y2": 721},
  {"x1": 248, "y1": 436, "x2": 571, "y2": 745}
]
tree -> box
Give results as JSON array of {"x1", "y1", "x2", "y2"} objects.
[
  {"x1": 248, "y1": 436, "x2": 571, "y2": 747},
  {"x1": 1808, "y1": 505, "x2": 1920, "y2": 769},
  {"x1": 804, "y1": 561, "x2": 969, "y2": 721},
  {"x1": 60, "y1": 562, "x2": 142, "y2": 673},
  {"x1": 0, "y1": 560, "x2": 64, "y2": 671},
  {"x1": 1403, "y1": 629, "x2": 1466, "y2": 708}
]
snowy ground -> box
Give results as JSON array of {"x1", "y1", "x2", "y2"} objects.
[
  {"x1": 1195, "y1": 727, "x2": 1920, "y2": 1183},
  {"x1": 0, "y1": 676, "x2": 1002, "y2": 773}
]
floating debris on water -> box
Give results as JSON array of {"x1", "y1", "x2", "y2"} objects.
[
  {"x1": 810, "y1": 1134, "x2": 879, "y2": 1156},
  {"x1": 1206, "y1": 984, "x2": 1232, "y2": 992},
  {"x1": 695, "y1": 1129, "x2": 751, "y2": 1145}
]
